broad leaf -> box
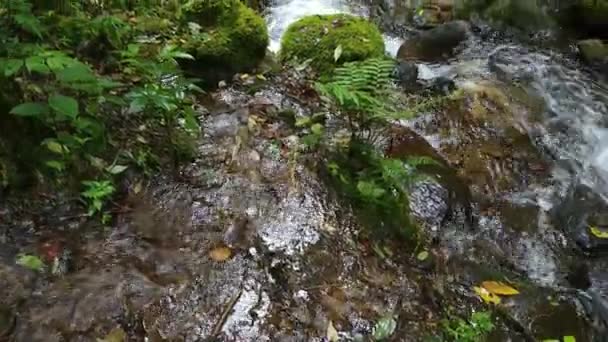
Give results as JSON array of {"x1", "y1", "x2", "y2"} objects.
[
  {"x1": 106, "y1": 165, "x2": 128, "y2": 175},
  {"x1": 416, "y1": 251, "x2": 429, "y2": 261},
  {"x1": 563, "y1": 337, "x2": 576, "y2": 342},
  {"x1": 481, "y1": 281, "x2": 520, "y2": 296},
  {"x1": 43, "y1": 140, "x2": 64, "y2": 154},
  {"x1": 473, "y1": 286, "x2": 501, "y2": 305},
  {"x1": 10, "y1": 102, "x2": 49, "y2": 117},
  {"x1": 25, "y1": 56, "x2": 50, "y2": 74},
  {"x1": 16, "y1": 254, "x2": 44, "y2": 272},
  {"x1": 49, "y1": 94, "x2": 79, "y2": 119},
  {"x1": 3, "y1": 59, "x2": 23, "y2": 76},
  {"x1": 589, "y1": 225, "x2": 608, "y2": 239},
  {"x1": 326, "y1": 321, "x2": 339, "y2": 342},
  {"x1": 56, "y1": 63, "x2": 97, "y2": 83},
  {"x1": 372, "y1": 315, "x2": 397, "y2": 340},
  {"x1": 45, "y1": 160, "x2": 65, "y2": 171}
]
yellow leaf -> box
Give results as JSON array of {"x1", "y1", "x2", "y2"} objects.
[
  {"x1": 327, "y1": 320, "x2": 339, "y2": 342},
  {"x1": 589, "y1": 225, "x2": 608, "y2": 239},
  {"x1": 481, "y1": 281, "x2": 520, "y2": 296},
  {"x1": 209, "y1": 246, "x2": 232, "y2": 262},
  {"x1": 473, "y1": 286, "x2": 501, "y2": 305}
]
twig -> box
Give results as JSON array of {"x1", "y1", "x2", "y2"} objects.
[{"x1": 211, "y1": 288, "x2": 243, "y2": 337}]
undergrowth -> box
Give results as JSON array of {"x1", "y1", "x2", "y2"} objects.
[
  {"x1": 0, "y1": 0, "x2": 201, "y2": 221},
  {"x1": 310, "y1": 57, "x2": 438, "y2": 241}
]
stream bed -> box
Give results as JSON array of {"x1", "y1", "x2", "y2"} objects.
[{"x1": 1, "y1": 0, "x2": 608, "y2": 341}]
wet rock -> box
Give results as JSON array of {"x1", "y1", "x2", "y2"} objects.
[
  {"x1": 552, "y1": 183, "x2": 608, "y2": 254},
  {"x1": 423, "y1": 75, "x2": 456, "y2": 95},
  {"x1": 13, "y1": 268, "x2": 161, "y2": 341},
  {"x1": 396, "y1": 21, "x2": 470, "y2": 62},
  {"x1": 394, "y1": 61, "x2": 418, "y2": 90},
  {"x1": 409, "y1": 180, "x2": 449, "y2": 236},
  {"x1": 578, "y1": 39, "x2": 608, "y2": 64}
]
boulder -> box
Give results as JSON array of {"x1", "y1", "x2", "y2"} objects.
[
  {"x1": 396, "y1": 20, "x2": 470, "y2": 62},
  {"x1": 279, "y1": 14, "x2": 385, "y2": 75},
  {"x1": 578, "y1": 39, "x2": 608, "y2": 64},
  {"x1": 179, "y1": 0, "x2": 269, "y2": 86}
]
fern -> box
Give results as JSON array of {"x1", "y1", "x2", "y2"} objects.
[
  {"x1": 316, "y1": 58, "x2": 416, "y2": 124},
  {"x1": 331, "y1": 58, "x2": 395, "y2": 93}
]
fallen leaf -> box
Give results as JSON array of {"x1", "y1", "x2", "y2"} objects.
[
  {"x1": 97, "y1": 327, "x2": 126, "y2": 342},
  {"x1": 416, "y1": 251, "x2": 429, "y2": 261},
  {"x1": 473, "y1": 286, "x2": 501, "y2": 305},
  {"x1": 326, "y1": 320, "x2": 339, "y2": 342},
  {"x1": 481, "y1": 281, "x2": 520, "y2": 296},
  {"x1": 589, "y1": 225, "x2": 608, "y2": 239},
  {"x1": 209, "y1": 246, "x2": 232, "y2": 262},
  {"x1": 372, "y1": 315, "x2": 397, "y2": 340},
  {"x1": 16, "y1": 254, "x2": 45, "y2": 272}
]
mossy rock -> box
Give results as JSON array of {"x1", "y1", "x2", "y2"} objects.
[
  {"x1": 455, "y1": 0, "x2": 554, "y2": 31},
  {"x1": 179, "y1": 0, "x2": 269, "y2": 86},
  {"x1": 280, "y1": 14, "x2": 385, "y2": 75}
]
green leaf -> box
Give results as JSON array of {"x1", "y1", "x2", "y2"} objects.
[
  {"x1": 372, "y1": 315, "x2": 397, "y2": 340},
  {"x1": 49, "y1": 94, "x2": 79, "y2": 119},
  {"x1": 106, "y1": 165, "x2": 128, "y2": 174},
  {"x1": 563, "y1": 336, "x2": 576, "y2": 342},
  {"x1": 14, "y1": 13, "x2": 43, "y2": 38},
  {"x1": 16, "y1": 254, "x2": 45, "y2": 272},
  {"x1": 25, "y1": 56, "x2": 50, "y2": 74},
  {"x1": 128, "y1": 97, "x2": 147, "y2": 113},
  {"x1": 45, "y1": 160, "x2": 65, "y2": 171},
  {"x1": 44, "y1": 140, "x2": 64, "y2": 154},
  {"x1": 3, "y1": 59, "x2": 23, "y2": 76},
  {"x1": 310, "y1": 123, "x2": 324, "y2": 135},
  {"x1": 10, "y1": 102, "x2": 49, "y2": 117},
  {"x1": 46, "y1": 55, "x2": 77, "y2": 72},
  {"x1": 56, "y1": 63, "x2": 97, "y2": 83},
  {"x1": 417, "y1": 251, "x2": 429, "y2": 261}
]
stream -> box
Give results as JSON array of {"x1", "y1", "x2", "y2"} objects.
[{"x1": 2, "y1": 0, "x2": 608, "y2": 341}]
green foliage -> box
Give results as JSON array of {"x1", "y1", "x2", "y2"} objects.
[
  {"x1": 0, "y1": 0, "x2": 204, "y2": 219},
  {"x1": 441, "y1": 311, "x2": 495, "y2": 342},
  {"x1": 372, "y1": 315, "x2": 397, "y2": 341},
  {"x1": 81, "y1": 179, "x2": 115, "y2": 217},
  {"x1": 179, "y1": 0, "x2": 269, "y2": 85},
  {"x1": 280, "y1": 14, "x2": 385, "y2": 75},
  {"x1": 316, "y1": 58, "x2": 411, "y2": 127},
  {"x1": 327, "y1": 141, "x2": 434, "y2": 239},
  {"x1": 16, "y1": 253, "x2": 45, "y2": 272}
]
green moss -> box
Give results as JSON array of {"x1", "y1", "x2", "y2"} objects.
[
  {"x1": 280, "y1": 14, "x2": 385, "y2": 75},
  {"x1": 180, "y1": 0, "x2": 269, "y2": 85}
]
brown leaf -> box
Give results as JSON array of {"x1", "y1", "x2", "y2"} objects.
[{"x1": 209, "y1": 246, "x2": 232, "y2": 262}]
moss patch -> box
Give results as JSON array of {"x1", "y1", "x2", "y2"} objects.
[
  {"x1": 179, "y1": 0, "x2": 269, "y2": 86},
  {"x1": 280, "y1": 14, "x2": 385, "y2": 75}
]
